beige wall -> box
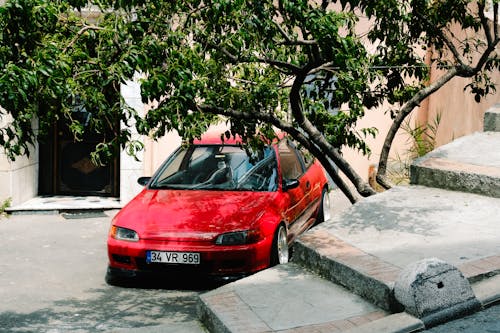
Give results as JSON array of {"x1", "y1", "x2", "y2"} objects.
[
  {"x1": 0, "y1": 114, "x2": 38, "y2": 206},
  {"x1": 426, "y1": 73, "x2": 500, "y2": 148},
  {"x1": 422, "y1": 17, "x2": 500, "y2": 148}
]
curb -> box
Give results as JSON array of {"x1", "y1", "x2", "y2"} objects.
[
  {"x1": 293, "y1": 228, "x2": 401, "y2": 312},
  {"x1": 343, "y1": 313, "x2": 424, "y2": 333},
  {"x1": 472, "y1": 274, "x2": 500, "y2": 307}
]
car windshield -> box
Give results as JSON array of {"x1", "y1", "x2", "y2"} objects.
[{"x1": 149, "y1": 144, "x2": 278, "y2": 191}]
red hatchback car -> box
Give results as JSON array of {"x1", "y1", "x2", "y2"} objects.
[{"x1": 106, "y1": 132, "x2": 331, "y2": 284}]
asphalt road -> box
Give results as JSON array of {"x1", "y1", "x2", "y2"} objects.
[
  {"x1": 0, "y1": 211, "x2": 209, "y2": 332},
  {"x1": 424, "y1": 303, "x2": 500, "y2": 333}
]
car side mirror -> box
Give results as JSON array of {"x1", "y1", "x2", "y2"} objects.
[
  {"x1": 283, "y1": 179, "x2": 300, "y2": 191},
  {"x1": 137, "y1": 177, "x2": 151, "y2": 186}
]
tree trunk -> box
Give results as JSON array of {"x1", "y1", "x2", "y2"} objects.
[{"x1": 376, "y1": 68, "x2": 459, "y2": 188}]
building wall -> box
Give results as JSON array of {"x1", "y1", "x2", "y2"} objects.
[
  {"x1": 427, "y1": 70, "x2": 500, "y2": 148},
  {"x1": 119, "y1": 79, "x2": 148, "y2": 204},
  {"x1": 0, "y1": 114, "x2": 38, "y2": 206}
]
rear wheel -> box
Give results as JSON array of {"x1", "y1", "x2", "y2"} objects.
[
  {"x1": 270, "y1": 224, "x2": 289, "y2": 266},
  {"x1": 316, "y1": 187, "x2": 331, "y2": 224}
]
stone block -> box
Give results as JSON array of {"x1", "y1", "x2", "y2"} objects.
[
  {"x1": 484, "y1": 104, "x2": 500, "y2": 132},
  {"x1": 394, "y1": 258, "x2": 481, "y2": 328}
]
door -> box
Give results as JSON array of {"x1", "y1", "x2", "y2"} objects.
[
  {"x1": 39, "y1": 102, "x2": 119, "y2": 197},
  {"x1": 278, "y1": 140, "x2": 309, "y2": 239}
]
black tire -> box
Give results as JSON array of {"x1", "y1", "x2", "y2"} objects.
[
  {"x1": 270, "y1": 224, "x2": 289, "y2": 266},
  {"x1": 105, "y1": 266, "x2": 135, "y2": 287}
]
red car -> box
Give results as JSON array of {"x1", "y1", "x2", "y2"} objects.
[{"x1": 106, "y1": 132, "x2": 331, "y2": 284}]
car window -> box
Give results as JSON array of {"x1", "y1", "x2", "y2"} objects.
[
  {"x1": 278, "y1": 140, "x2": 304, "y2": 180},
  {"x1": 297, "y1": 144, "x2": 314, "y2": 168},
  {"x1": 149, "y1": 144, "x2": 278, "y2": 192},
  {"x1": 153, "y1": 148, "x2": 189, "y2": 182}
]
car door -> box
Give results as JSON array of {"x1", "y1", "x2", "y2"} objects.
[{"x1": 278, "y1": 140, "x2": 311, "y2": 240}]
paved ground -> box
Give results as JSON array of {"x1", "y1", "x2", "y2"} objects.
[
  {"x1": 315, "y1": 185, "x2": 500, "y2": 271},
  {"x1": 200, "y1": 184, "x2": 500, "y2": 332},
  {"x1": 0, "y1": 212, "x2": 207, "y2": 333}
]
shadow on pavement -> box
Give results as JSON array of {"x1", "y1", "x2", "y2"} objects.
[{"x1": 0, "y1": 274, "x2": 223, "y2": 333}]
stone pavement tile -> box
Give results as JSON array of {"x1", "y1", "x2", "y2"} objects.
[
  {"x1": 343, "y1": 313, "x2": 424, "y2": 333},
  {"x1": 472, "y1": 274, "x2": 500, "y2": 306},
  {"x1": 200, "y1": 290, "x2": 272, "y2": 333},
  {"x1": 199, "y1": 263, "x2": 387, "y2": 333},
  {"x1": 459, "y1": 264, "x2": 486, "y2": 279},
  {"x1": 483, "y1": 255, "x2": 500, "y2": 267},
  {"x1": 347, "y1": 314, "x2": 375, "y2": 326},
  {"x1": 329, "y1": 320, "x2": 356, "y2": 331},
  {"x1": 459, "y1": 255, "x2": 500, "y2": 281},
  {"x1": 277, "y1": 311, "x2": 387, "y2": 333},
  {"x1": 299, "y1": 229, "x2": 401, "y2": 284},
  {"x1": 371, "y1": 270, "x2": 401, "y2": 285}
]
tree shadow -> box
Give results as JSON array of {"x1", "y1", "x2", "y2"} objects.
[{"x1": 0, "y1": 274, "x2": 226, "y2": 332}]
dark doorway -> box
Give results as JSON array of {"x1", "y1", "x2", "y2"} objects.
[{"x1": 39, "y1": 103, "x2": 119, "y2": 197}]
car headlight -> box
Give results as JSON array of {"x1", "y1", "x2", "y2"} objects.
[
  {"x1": 110, "y1": 226, "x2": 139, "y2": 242},
  {"x1": 215, "y1": 230, "x2": 261, "y2": 245}
]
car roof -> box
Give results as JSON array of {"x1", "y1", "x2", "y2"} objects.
[
  {"x1": 194, "y1": 131, "x2": 242, "y2": 145},
  {"x1": 193, "y1": 130, "x2": 285, "y2": 145}
]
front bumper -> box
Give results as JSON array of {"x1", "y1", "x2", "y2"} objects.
[{"x1": 107, "y1": 236, "x2": 272, "y2": 279}]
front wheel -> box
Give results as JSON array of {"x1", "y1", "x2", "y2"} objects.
[
  {"x1": 270, "y1": 224, "x2": 289, "y2": 266},
  {"x1": 316, "y1": 187, "x2": 332, "y2": 224}
]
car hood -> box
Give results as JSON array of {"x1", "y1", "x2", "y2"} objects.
[{"x1": 114, "y1": 189, "x2": 279, "y2": 241}]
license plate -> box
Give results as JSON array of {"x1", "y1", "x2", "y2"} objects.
[{"x1": 146, "y1": 251, "x2": 200, "y2": 265}]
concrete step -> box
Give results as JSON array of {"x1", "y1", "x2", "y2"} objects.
[
  {"x1": 5, "y1": 195, "x2": 122, "y2": 215},
  {"x1": 484, "y1": 103, "x2": 500, "y2": 132},
  {"x1": 294, "y1": 186, "x2": 500, "y2": 312},
  {"x1": 198, "y1": 186, "x2": 500, "y2": 332},
  {"x1": 197, "y1": 263, "x2": 396, "y2": 333},
  {"x1": 410, "y1": 131, "x2": 500, "y2": 198}
]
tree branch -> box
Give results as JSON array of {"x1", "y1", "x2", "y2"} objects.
[
  {"x1": 376, "y1": 67, "x2": 459, "y2": 188},
  {"x1": 63, "y1": 25, "x2": 107, "y2": 53},
  {"x1": 287, "y1": 65, "x2": 376, "y2": 198},
  {"x1": 478, "y1": 1, "x2": 493, "y2": 46},
  {"x1": 198, "y1": 104, "x2": 361, "y2": 203},
  {"x1": 205, "y1": 42, "x2": 302, "y2": 73}
]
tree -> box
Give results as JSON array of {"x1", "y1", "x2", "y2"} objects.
[{"x1": 0, "y1": 0, "x2": 498, "y2": 203}]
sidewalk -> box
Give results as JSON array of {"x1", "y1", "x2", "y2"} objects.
[
  {"x1": 197, "y1": 106, "x2": 500, "y2": 333},
  {"x1": 198, "y1": 186, "x2": 500, "y2": 333}
]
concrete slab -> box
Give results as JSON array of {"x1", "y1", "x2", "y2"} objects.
[
  {"x1": 343, "y1": 313, "x2": 424, "y2": 333},
  {"x1": 484, "y1": 103, "x2": 500, "y2": 131},
  {"x1": 109, "y1": 321, "x2": 207, "y2": 333},
  {"x1": 472, "y1": 274, "x2": 500, "y2": 307},
  {"x1": 198, "y1": 263, "x2": 387, "y2": 333},
  {"x1": 6, "y1": 195, "x2": 123, "y2": 214},
  {"x1": 415, "y1": 132, "x2": 500, "y2": 168},
  {"x1": 295, "y1": 185, "x2": 500, "y2": 311},
  {"x1": 411, "y1": 132, "x2": 500, "y2": 197},
  {"x1": 316, "y1": 185, "x2": 500, "y2": 269}
]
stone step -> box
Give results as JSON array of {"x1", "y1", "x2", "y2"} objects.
[
  {"x1": 5, "y1": 195, "x2": 122, "y2": 215},
  {"x1": 197, "y1": 263, "x2": 393, "y2": 333},
  {"x1": 293, "y1": 186, "x2": 500, "y2": 312},
  {"x1": 198, "y1": 185, "x2": 500, "y2": 332},
  {"x1": 410, "y1": 131, "x2": 500, "y2": 198},
  {"x1": 484, "y1": 103, "x2": 500, "y2": 132}
]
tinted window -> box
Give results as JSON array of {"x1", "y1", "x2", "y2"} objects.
[
  {"x1": 278, "y1": 141, "x2": 304, "y2": 180},
  {"x1": 150, "y1": 145, "x2": 278, "y2": 191}
]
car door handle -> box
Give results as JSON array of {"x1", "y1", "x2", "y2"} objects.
[{"x1": 306, "y1": 181, "x2": 310, "y2": 189}]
